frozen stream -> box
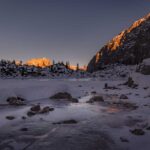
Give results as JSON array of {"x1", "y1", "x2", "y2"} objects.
[{"x1": 0, "y1": 95, "x2": 149, "y2": 150}]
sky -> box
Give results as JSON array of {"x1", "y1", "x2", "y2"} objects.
[{"x1": 0, "y1": 0, "x2": 150, "y2": 66}]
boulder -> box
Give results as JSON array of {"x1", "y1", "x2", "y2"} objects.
[
  {"x1": 137, "y1": 58, "x2": 150, "y2": 75},
  {"x1": 30, "y1": 104, "x2": 41, "y2": 112},
  {"x1": 6, "y1": 116, "x2": 15, "y2": 120},
  {"x1": 120, "y1": 94, "x2": 128, "y2": 99},
  {"x1": 70, "y1": 98, "x2": 79, "y2": 103},
  {"x1": 7, "y1": 97, "x2": 25, "y2": 106},
  {"x1": 20, "y1": 128, "x2": 28, "y2": 131},
  {"x1": 87, "y1": 96, "x2": 104, "y2": 103},
  {"x1": 50, "y1": 92, "x2": 78, "y2": 103},
  {"x1": 40, "y1": 106, "x2": 54, "y2": 113},
  {"x1": 130, "y1": 129, "x2": 145, "y2": 135},
  {"x1": 50, "y1": 92, "x2": 72, "y2": 99},
  {"x1": 123, "y1": 77, "x2": 138, "y2": 88}
]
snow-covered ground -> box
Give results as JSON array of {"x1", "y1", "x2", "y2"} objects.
[{"x1": 0, "y1": 66, "x2": 149, "y2": 150}]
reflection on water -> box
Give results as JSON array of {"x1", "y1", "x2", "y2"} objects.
[{"x1": 0, "y1": 95, "x2": 126, "y2": 150}]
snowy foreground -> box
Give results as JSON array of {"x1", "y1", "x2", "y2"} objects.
[{"x1": 0, "y1": 68, "x2": 150, "y2": 150}]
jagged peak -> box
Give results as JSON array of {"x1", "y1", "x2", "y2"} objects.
[{"x1": 105, "y1": 13, "x2": 150, "y2": 52}]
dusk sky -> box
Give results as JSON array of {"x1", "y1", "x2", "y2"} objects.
[{"x1": 0, "y1": 0, "x2": 150, "y2": 66}]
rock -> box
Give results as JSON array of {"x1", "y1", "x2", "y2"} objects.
[
  {"x1": 130, "y1": 129, "x2": 145, "y2": 135},
  {"x1": 123, "y1": 77, "x2": 138, "y2": 88},
  {"x1": 40, "y1": 106, "x2": 54, "y2": 113},
  {"x1": 87, "y1": 96, "x2": 104, "y2": 103},
  {"x1": 50, "y1": 92, "x2": 72, "y2": 99},
  {"x1": 53, "y1": 119, "x2": 78, "y2": 125},
  {"x1": 28, "y1": 105, "x2": 54, "y2": 116},
  {"x1": 143, "y1": 87, "x2": 149, "y2": 90},
  {"x1": 27, "y1": 111, "x2": 36, "y2": 117},
  {"x1": 6, "y1": 116, "x2": 15, "y2": 120},
  {"x1": 113, "y1": 101, "x2": 138, "y2": 110},
  {"x1": 30, "y1": 105, "x2": 41, "y2": 112},
  {"x1": 70, "y1": 98, "x2": 79, "y2": 103},
  {"x1": 120, "y1": 94, "x2": 128, "y2": 99},
  {"x1": 137, "y1": 58, "x2": 150, "y2": 75},
  {"x1": 104, "y1": 83, "x2": 108, "y2": 89},
  {"x1": 50, "y1": 92, "x2": 78, "y2": 103},
  {"x1": 146, "y1": 126, "x2": 150, "y2": 130},
  {"x1": 20, "y1": 128, "x2": 28, "y2": 131},
  {"x1": 7, "y1": 97, "x2": 25, "y2": 106},
  {"x1": 104, "y1": 83, "x2": 119, "y2": 90},
  {"x1": 91, "y1": 91, "x2": 97, "y2": 94},
  {"x1": 22, "y1": 116, "x2": 27, "y2": 120},
  {"x1": 120, "y1": 137, "x2": 129, "y2": 143}
]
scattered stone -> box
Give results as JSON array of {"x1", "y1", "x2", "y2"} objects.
[
  {"x1": 6, "y1": 116, "x2": 15, "y2": 120},
  {"x1": 70, "y1": 98, "x2": 78, "y2": 103},
  {"x1": 120, "y1": 94, "x2": 128, "y2": 99},
  {"x1": 20, "y1": 128, "x2": 28, "y2": 131},
  {"x1": 50, "y1": 92, "x2": 72, "y2": 99},
  {"x1": 7, "y1": 97, "x2": 25, "y2": 106},
  {"x1": 40, "y1": 106, "x2": 54, "y2": 113},
  {"x1": 113, "y1": 101, "x2": 138, "y2": 110},
  {"x1": 143, "y1": 87, "x2": 149, "y2": 90},
  {"x1": 53, "y1": 119, "x2": 78, "y2": 125},
  {"x1": 22, "y1": 116, "x2": 27, "y2": 120},
  {"x1": 130, "y1": 129, "x2": 145, "y2": 135},
  {"x1": 120, "y1": 73, "x2": 127, "y2": 78},
  {"x1": 28, "y1": 105, "x2": 54, "y2": 116},
  {"x1": 137, "y1": 59, "x2": 150, "y2": 75},
  {"x1": 27, "y1": 111, "x2": 36, "y2": 117},
  {"x1": 146, "y1": 126, "x2": 150, "y2": 130},
  {"x1": 50, "y1": 92, "x2": 78, "y2": 103},
  {"x1": 87, "y1": 96, "x2": 104, "y2": 103},
  {"x1": 104, "y1": 83, "x2": 108, "y2": 89},
  {"x1": 104, "y1": 83, "x2": 119, "y2": 90},
  {"x1": 120, "y1": 137, "x2": 129, "y2": 143},
  {"x1": 91, "y1": 91, "x2": 97, "y2": 94},
  {"x1": 123, "y1": 77, "x2": 138, "y2": 88},
  {"x1": 30, "y1": 104, "x2": 41, "y2": 112}
]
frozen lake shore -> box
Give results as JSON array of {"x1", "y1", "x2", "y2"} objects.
[{"x1": 0, "y1": 74, "x2": 149, "y2": 150}]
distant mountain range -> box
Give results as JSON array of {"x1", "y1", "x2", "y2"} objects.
[
  {"x1": 25, "y1": 57, "x2": 86, "y2": 71},
  {"x1": 87, "y1": 13, "x2": 150, "y2": 72},
  {"x1": 26, "y1": 58, "x2": 52, "y2": 68}
]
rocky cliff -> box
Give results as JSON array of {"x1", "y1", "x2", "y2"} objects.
[{"x1": 87, "y1": 13, "x2": 150, "y2": 72}]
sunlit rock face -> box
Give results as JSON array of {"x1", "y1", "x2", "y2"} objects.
[
  {"x1": 26, "y1": 58, "x2": 51, "y2": 68},
  {"x1": 87, "y1": 13, "x2": 150, "y2": 72}
]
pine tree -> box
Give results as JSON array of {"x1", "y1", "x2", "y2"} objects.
[
  {"x1": 66, "y1": 61, "x2": 70, "y2": 69},
  {"x1": 76, "y1": 63, "x2": 79, "y2": 71}
]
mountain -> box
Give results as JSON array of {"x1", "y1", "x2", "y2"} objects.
[
  {"x1": 26, "y1": 58, "x2": 52, "y2": 68},
  {"x1": 87, "y1": 13, "x2": 150, "y2": 72}
]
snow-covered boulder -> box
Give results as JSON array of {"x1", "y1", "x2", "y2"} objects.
[{"x1": 137, "y1": 58, "x2": 150, "y2": 75}]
